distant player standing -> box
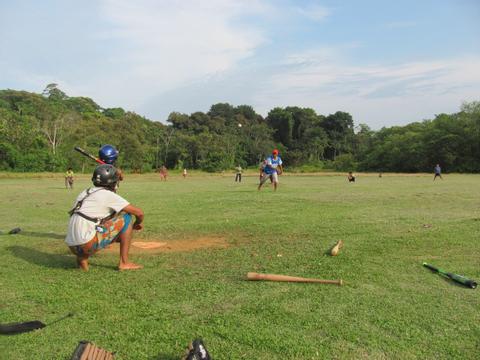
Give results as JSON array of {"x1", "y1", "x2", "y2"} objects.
[
  {"x1": 159, "y1": 165, "x2": 168, "y2": 181},
  {"x1": 347, "y1": 171, "x2": 356, "y2": 182},
  {"x1": 433, "y1": 164, "x2": 443, "y2": 181},
  {"x1": 65, "y1": 167, "x2": 74, "y2": 189},
  {"x1": 258, "y1": 149, "x2": 283, "y2": 191},
  {"x1": 235, "y1": 165, "x2": 243, "y2": 182}
]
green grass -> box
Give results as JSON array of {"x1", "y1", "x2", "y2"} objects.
[{"x1": 1, "y1": 173, "x2": 479, "y2": 359}]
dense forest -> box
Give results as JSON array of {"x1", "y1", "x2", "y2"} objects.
[{"x1": 1, "y1": 84, "x2": 479, "y2": 173}]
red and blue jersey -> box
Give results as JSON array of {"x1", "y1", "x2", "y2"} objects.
[{"x1": 264, "y1": 155, "x2": 282, "y2": 175}]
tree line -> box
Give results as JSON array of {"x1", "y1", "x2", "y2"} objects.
[{"x1": 0, "y1": 85, "x2": 479, "y2": 173}]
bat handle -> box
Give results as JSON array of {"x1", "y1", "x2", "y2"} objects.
[{"x1": 423, "y1": 263, "x2": 438, "y2": 273}]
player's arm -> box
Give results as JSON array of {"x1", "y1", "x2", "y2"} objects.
[
  {"x1": 116, "y1": 168, "x2": 124, "y2": 181},
  {"x1": 122, "y1": 204, "x2": 144, "y2": 230}
]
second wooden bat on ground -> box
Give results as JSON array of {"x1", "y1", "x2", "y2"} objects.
[{"x1": 247, "y1": 272, "x2": 343, "y2": 285}]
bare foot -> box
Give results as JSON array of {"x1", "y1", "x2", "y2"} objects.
[
  {"x1": 118, "y1": 262, "x2": 143, "y2": 271},
  {"x1": 77, "y1": 257, "x2": 89, "y2": 271}
]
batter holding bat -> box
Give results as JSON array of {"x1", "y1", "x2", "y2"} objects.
[
  {"x1": 98, "y1": 144, "x2": 124, "y2": 181},
  {"x1": 74, "y1": 144, "x2": 124, "y2": 181}
]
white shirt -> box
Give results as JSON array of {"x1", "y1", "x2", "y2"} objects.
[{"x1": 65, "y1": 187, "x2": 129, "y2": 246}]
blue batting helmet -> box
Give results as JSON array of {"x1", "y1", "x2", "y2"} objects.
[{"x1": 99, "y1": 144, "x2": 118, "y2": 164}]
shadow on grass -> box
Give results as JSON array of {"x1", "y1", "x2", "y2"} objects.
[
  {"x1": 8, "y1": 245, "x2": 76, "y2": 269},
  {"x1": 20, "y1": 231, "x2": 66, "y2": 240},
  {"x1": 8, "y1": 245, "x2": 119, "y2": 271},
  {"x1": 149, "y1": 353, "x2": 178, "y2": 360}
]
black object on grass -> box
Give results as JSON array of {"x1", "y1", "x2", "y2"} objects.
[
  {"x1": 8, "y1": 227, "x2": 22, "y2": 234},
  {"x1": 0, "y1": 320, "x2": 46, "y2": 335},
  {"x1": 423, "y1": 263, "x2": 477, "y2": 289},
  {"x1": 0, "y1": 313, "x2": 74, "y2": 335}
]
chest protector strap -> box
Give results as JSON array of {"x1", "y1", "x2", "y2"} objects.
[{"x1": 68, "y1": 188, "x2": 115, "y2": 224}]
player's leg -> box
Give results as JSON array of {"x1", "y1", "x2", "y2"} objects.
[
  {"x1": 69, "y1": 245, "x2": 91, "y2": 271},
  {"x1": 76, "y1": 255, "x2": 89, "y2": 271},
  {"x1": 272, "y1": 173, "x2": 279, "y2": 191},
  {"x1": 98, "y1": 213, "x2": 142, "y2": 270},
  {"x1": 258, "y1": 173, "x2": 269, "y2": 190},
  {"x1": 115, "y1": 215, "x2": 143, "y2": 270}
]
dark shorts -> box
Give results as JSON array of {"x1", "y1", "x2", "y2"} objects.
[{"x1": 69, "y1": 213, "x2": 132, "y2": 257}]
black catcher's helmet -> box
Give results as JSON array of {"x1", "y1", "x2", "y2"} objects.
[{"x1": 92, "y1": 164, "x2": 119, "y2": 187}]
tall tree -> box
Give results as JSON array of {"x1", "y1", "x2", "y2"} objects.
[
  {"x1": 321, "y1": 111, "x2": 354, "y2": 160},
  {"x1": 267, "y1": 107, "x2": 294, "y2": 147}
]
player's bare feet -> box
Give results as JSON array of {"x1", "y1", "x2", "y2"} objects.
[
  {"x1": 77, "y1": 257, "x2": 89, "y2": 271},
  {"x1": 118, "y1": 262, "x2": 143, "y2": 271}
]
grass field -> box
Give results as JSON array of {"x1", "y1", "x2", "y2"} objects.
[{"x1": 1, "y1": 172, "x2": 479, "y2": 359}]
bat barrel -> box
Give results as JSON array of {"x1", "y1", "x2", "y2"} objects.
[
  {"x1": 424, "y1": 263, "x2": 477, "y2": 289},
  {"x1": 447, "y1": 273, "x2": 477, "y2": 289},
  {"x1": 74, "y1": 146, "x2": 106, "y2": 164},
  {"x1": 247, "y1": 272, "x2": 343, "y2": 285}
]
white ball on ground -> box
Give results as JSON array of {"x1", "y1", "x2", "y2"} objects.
[{"x1": 238, "y1": 123, "x2": 242, "y2": 127}]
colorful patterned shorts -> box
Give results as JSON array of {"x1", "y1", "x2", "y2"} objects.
[{"x1": 69, "y1": 213, "x2": 132, "y2": 257}]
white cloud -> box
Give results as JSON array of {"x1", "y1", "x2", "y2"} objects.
[
  {"x1": 253, "y1": 49, "x2": 480, "y2": 127},
  {"x1": 75, "y1": 0, "x2": 269, "y2": 110},
  {"x1": 295, "y1": 4, "x2": 330, "y2": 22},
  {"x1": 2, "y1": 1, "x2": 476, "y2": 129}
]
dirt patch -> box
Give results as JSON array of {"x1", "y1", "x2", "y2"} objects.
[
  {"x1": 132, "y1": 241, "x2": 168, "y2": 249},
  {"x1": 104, "y1": 236, "x2": 228, "y2": 254}
]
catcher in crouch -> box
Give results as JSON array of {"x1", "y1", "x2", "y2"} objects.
[
  {"x1": 65, "y1": 164, "x2": 144, "y2": 271},
  {"x1": 258, "y1": 149, "x2": 283, "y2": 191}
]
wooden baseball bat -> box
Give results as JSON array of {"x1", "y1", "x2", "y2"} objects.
[
  {"x1": 330, "y1": 240, "x2": 344, "y2": 256},
  {"x1": 247, "y1": 272, "x2": 343, "y2": 286},
  {"x1": 74, "y1": 146, "x2": 105, "y2": 164}
]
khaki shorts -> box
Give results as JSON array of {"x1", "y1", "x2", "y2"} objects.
[{"x1": 260, "y1": 172, "x2": 279, "y2": 184}]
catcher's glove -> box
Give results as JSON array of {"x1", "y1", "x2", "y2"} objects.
[
  {"x1": 184, "y1": 339, "x2": 211, "y2": 360},
  {"x1": 70, "y1": 341, "x2": 115, "y2": 360}
]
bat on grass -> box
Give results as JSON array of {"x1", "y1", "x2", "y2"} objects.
[
  {"x1": 330, "y1": 240, "x2": 343, "y2": 256},
  {"x1": 423, "y1": 263, "x2": 477, "y2": 289},
  {"x1": 0, "y1": 227, "x2": 21, "y2": 235},
  {"x1": 0, "y1": 313, "x2": 73, "y2": 335},
  {"x1": 74, "y1": 146, "x2": 105, "y2": 164},
  {"x1": 247, "y1": 272, "x2": 343, "y2": 286}
]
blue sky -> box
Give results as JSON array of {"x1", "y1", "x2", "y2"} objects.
[{"x1": 1, "y1": 0, "x2": 479, "y2": 128}]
